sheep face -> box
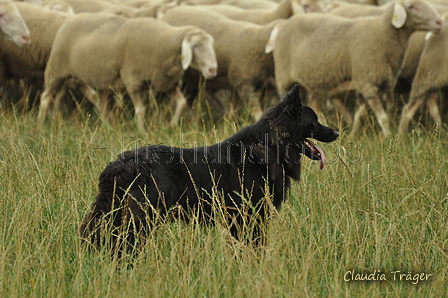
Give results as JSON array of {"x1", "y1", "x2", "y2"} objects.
[
  {"x1": 0, "y1": 1, "x2": 30, "y2": 47},
  {"x1": 181, "y1": 30, "x2": 218, "y2": 80},
  {"x1": 395, "y1": 0, "x2": 443, "y2": 33}
]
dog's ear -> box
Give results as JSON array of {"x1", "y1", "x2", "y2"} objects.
[
  {"x1": 266, "y1": 84, "x2": 302, "y2": 145},
  {"x1": 285, "y1": 84, "x2": 302, "y2": 106}
]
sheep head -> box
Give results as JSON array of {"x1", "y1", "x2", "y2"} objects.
[
  {"x1": 181, "y1": 28, "x2": 218, "y2": 80},
  {"x1": 392, "y1": 0, "x2": 442, "y2": 33},
  {"x1": 0, "y1": 1, "x2": 30, "y2": 47}
]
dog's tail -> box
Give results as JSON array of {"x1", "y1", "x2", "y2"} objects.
[{"x1": 80, "y1": 154, "x2": 151, "y2": 252}]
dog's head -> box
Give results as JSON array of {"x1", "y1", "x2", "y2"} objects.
[{"x1": 265, "y1": 84, "x2": 339, "y2": 169}]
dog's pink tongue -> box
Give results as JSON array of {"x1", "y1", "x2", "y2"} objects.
[{"x1": 307, "y1": 139, "x2": 326, "y2": 170}]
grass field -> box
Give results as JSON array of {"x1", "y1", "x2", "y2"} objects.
[{"x1": 0, "y1": 103, "x2": 446, "y2": 297}]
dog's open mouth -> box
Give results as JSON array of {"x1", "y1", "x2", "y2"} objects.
[{"x1": 303, "y1": 139, "x2": 326, "y2": 170}]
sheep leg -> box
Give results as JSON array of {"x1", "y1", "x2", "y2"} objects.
[
  {"x1": 80, "y1": 85, "x2": 113, "y2": 124},
  {"x1": 127, "y1": 87, "x2": 147, "y2": 132},
  {"x1": 211, "y1": 89, "x2": 230, "y2": 114},
  {"x1": 249, "y1": 93, "x2": 264, "y2": 122},
  {"x1": 80, "y1": 85, "x2": 99, "y2": 110},
  {"x1": 37, "y1": 90, "x2": 52, "y2": 125},
  {"x1": 53, "y1": 83, "x2": 70, "y2": 117},
  {"x1": 0, "y1": 60, "x2": 7, "y2": 109},
  {"x1": 331, "y1": 97, "x2": 352, "y2": 126},
  {"x1": 238, "y1": 85, "x2": 263, "y2": 121},
  {"x1": 383, "y1": 92, "x2": 397, "y2": 116},
  {"x1": 170, "y1": 85, "x2": 187, "y2": 126},
  {"x1": 426, "y1": 91, "x2": 442, "y2": 129},
  {"x1": 349, "y1": 98, "x2": 368, "y2": 137},
  {"x1": 366, "y1": 96, "x2": 391, "y2": 137},
  {"x1": 398, "y1": 95, "x2": 425, "y2": 133},
  {"x1": 38, "y1": 79, "x2": 66, "y2": 125}
]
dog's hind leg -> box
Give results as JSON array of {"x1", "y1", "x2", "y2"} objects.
[{"x1": 79, "y1": 191, "x2": 121, "y2": 252}]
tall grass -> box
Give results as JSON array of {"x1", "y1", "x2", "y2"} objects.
[{"x1": 0, "y1": 107, "x2": 446, "y2": 297}]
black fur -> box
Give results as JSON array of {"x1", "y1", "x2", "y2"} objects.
[{"x1": 80, "y1": 85, "x2": 339, "y2": 252}]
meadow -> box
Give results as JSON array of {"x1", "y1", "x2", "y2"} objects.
[{"x1": 0, "y1": 99, "x2": 446, "y2": 297}]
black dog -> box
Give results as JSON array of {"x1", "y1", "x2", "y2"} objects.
[{"x1": 80, "y1": 85, "x2": 339, "y2": 253}]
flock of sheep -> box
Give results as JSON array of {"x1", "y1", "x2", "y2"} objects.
[{"x1": 0, "y1": 0, "x2": 447, "y2": 135}]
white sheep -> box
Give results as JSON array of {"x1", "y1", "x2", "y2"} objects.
[
  {"x1": 132, "y1": 0, "x2": 178, "y2": 18},
  {"x1": 52, "y1": 0, "x2": 138, "y2": 16},
  {"x1": 399, "y1": 3, "x2": 448, "y2": 79},
  {"x1": 161, "y1": 5, "x2": 283, "y2": 120},
  {"x1": 0, "y1": 2, "x2": 69, "y2": 90},
  {"x1": 116, "y1": 0, "x2": 159, "y2": 8},
  {"x1": 398, "y1": 14, "x2": 448, "y2": 133},
  {"x1": 37, "y1": 13, "x2": 217, "y2": 130},
  {"x1": 329, "y1": 2, "x2": 448, "y2": 82},
  {"x1": 266, "y1": 0, "x2": 442, "y2": 137},
  {"x1": 0, "y1": 0, "x2": 30, "y2": 48},
  {"x1": 183, "y1": 0, "x2": 277, "y2": 8},
  {"x1": 220, "y1": 0, "x2": 278, "y2": 9},
  {"x1": 329, "y1": 1, "x2": 448, "y2": 112},
  {"x1": 201, "y1": 0, "x2": 325, "y2": 25},
  {"x1": 329, "y1": 2, "x2": 384, "y2": 17}
]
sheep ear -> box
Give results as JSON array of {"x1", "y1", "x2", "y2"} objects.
[
  {"x1": 181, "y1": 37, "x2": 193, "y2": 70},
  {"x1": 392, "y1": 2, "x2": 407, "y2": 28},
  {"x1": 265, "y1": 24, "x2": 280, "y2": 54}
]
